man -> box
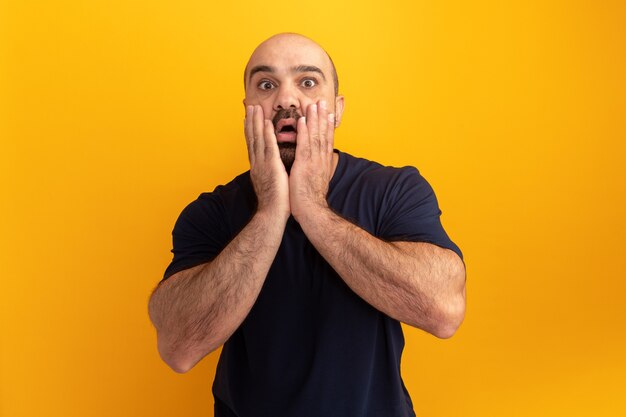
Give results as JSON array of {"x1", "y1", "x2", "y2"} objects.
[{"x1": 148, "y1": 33, "x2": 466, "y2": 417}]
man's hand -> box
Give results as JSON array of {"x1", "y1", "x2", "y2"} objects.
[
  {"x1": 289, "y1": 100, "x2": 336, "y2": 222},
  {"x1": 150, "y1": 106, "x2": 293, "y2": 373},
  {"x1": 245, "y1": 105, "x2": 290, "y2": 220}
]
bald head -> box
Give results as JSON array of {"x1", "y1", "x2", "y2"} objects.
[
  {"x1": 244, "y1": 33, "x2": 339, "y2": 96},
  {"x1": 241, "y1": 33, "x2": 346, "y2": 173}
]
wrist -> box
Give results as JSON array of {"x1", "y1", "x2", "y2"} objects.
[
  {"x1": 292, "y1": 200, "x2": 331, "y2": 230},
  {"x1": 255, "y1": 204, "x2": 290, "y2": 226}
]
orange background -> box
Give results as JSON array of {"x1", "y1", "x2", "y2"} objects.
[{"x1": 2, "y1": 1, "x2": 625, "y2": 416}]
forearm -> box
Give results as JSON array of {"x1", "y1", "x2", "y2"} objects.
[
  {"x1": 149, "y1": 209, "x2": 287, "y2": 373},
  {"x1": 297, "y1": 207, "x2": 466, "y2": 338}
]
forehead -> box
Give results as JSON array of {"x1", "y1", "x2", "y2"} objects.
[{"x1": 246, "y1": 36, "x2": 332, "y2": 79}]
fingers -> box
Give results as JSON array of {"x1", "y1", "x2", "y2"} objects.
[
  {"x1": 244, "y1": 105, "x2": 255, "y2": 162},
  {"x1": 247, "y1": 101, "x2": 334, "y2": 168},
  {"x1": 263, "y1": 119, "x2": 277, "y2": 158},
  {"x1": 296, "y1": 115, "x2": 309, "y2": 158},
  {"x1": 308, "y1": 103, "x2": 320, "y2": 153},
  {"x1": 327, "y1": 112, "x2": 335, "y2": 153},
  {"x1": 252, "y1": 105, "x2": 265, "y2": 157},
  {"x1": 318, "y1": 100, "x2": 328, "y2": 153},
  {"x1": 245, "y1": 104, "x2": 280, "y2": 164},
  {"x1": 296, "y1": 100, "x2": 338, "y2": 162}
]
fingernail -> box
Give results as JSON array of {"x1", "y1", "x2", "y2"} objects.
[
  {"x1": 311, "y1": 104, "x2": 317, "y2": 112},
  {"x1": 329, "y1": 113, "x2": 335, "y2": 122},
  {"x1": 320, "y1": 100, "x2": 327, "y2": 110}
]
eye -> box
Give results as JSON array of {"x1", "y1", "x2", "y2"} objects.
[
  {"x1": 258, "y1": 80, "x2": 275, "y2": 91},
  {"x1": 301, "y1": 78, "x2": 317, "y2": 88}
]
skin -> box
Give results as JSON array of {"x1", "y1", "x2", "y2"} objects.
[
  {"x1": 242, "y1": 33, "x2": 344, "y2": 220},
  {"x1": 148, "y1": 33, "x2": 466, "y2": 374}
]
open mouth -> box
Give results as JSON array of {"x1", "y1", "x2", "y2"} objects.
[
  {"x1": 276, "y1": 118, "x2": 297, "y2": 133},
  {"x1": 273, "y1": 108, "x2": 302, "y2": 142},
  {"x1": 275, "y1": 117, "x2": 298, "y2": 143}
]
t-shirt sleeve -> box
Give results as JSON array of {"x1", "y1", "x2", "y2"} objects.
[
  {"x1": 161, "y1": 193, "x2": 230, "y2": 283},
  {"x1": 379, "y1": 167, "x2": 464, "y2": 263}
]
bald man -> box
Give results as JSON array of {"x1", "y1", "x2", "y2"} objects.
[{"x1": 149, "y1": 33, "x2": 466, "y2": 417}]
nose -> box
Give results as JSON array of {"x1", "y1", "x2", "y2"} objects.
[{"x1": 272, "y1": 83, "x2": 300, "y2": 112}]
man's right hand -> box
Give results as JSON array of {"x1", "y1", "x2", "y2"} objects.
[{"x1": 244, "y1": 105, "x2": 290, "y2": 220}]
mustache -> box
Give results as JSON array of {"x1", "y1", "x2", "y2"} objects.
[{"x1": 272, "y1": 108, "x2": 302, "y2": 128}]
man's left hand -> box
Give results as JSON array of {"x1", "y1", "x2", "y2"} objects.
[{"x1": 289, "y1": 100, "x2": 336, "y2": 222}]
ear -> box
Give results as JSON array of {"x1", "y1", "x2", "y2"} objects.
[{"x1": 333, "y1": 95, "x2": 345, "y2": 128}]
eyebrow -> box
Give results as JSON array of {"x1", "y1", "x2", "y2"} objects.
[
  {"x1": 293, "y1": 65, "x2": 326, "y2": 81},
  {"x1": 248, "y1": 65, "x2": 274, "y2": 81},
  {"x1": 248, "y1": 65, "x2": 327, "y2": 84}
]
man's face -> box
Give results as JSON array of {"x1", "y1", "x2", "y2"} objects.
[{"x1": 243, "y1": 34, "x2": 344, "y2": 171}]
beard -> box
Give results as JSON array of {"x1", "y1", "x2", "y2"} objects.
[
  {"x1": 278, "y1": 143, "x2": 296, "y2": 173},
  {"x1": 272, "y1": 108, "x2": 302, "y2": 174}
]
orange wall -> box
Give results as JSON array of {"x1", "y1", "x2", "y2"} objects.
[{"x1": 2, "y1": 1, "x2": 625, "y2": 416}]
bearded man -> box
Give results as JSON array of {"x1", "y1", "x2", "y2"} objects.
[{"x1": 149, "y1": 32, "x2": 466, "y2": 417}]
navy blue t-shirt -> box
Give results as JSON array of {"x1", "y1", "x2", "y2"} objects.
[{"x1": 162, "y1": 150, "x2": 463, "y2": 417}]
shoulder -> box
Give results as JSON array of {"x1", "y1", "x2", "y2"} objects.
[
  {"x1": 335, "y1": 150, "x2": 428, "y2": 193},
  {"x1": 176, "y1": 171, "x2": 254, "y2": 228},
  {"x1": 192, "y1": 171, "x2": 253, "y2": 208}
]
